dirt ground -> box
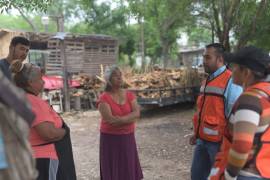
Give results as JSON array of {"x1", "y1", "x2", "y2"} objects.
[{"x1": 62, "y1": 103, "x2": 195, "y2": 180}]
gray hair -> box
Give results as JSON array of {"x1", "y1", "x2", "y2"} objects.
[
  {"x1": 104, "y1": 65, "x2": 121, "y2": 92},
  {"x1": 104, "y1": 65, "x2": 120, "y2": 83},
  {"x1": 10, "y1": 61, "x2": 41, "y2": 91}
]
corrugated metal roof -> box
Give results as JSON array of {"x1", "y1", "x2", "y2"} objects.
[
  {"x1": 179, "y1": 47, "x2": 204, "y2": 53},
  {"x1": 0, "y1": 28, "x2": 117, "y2": 41}
]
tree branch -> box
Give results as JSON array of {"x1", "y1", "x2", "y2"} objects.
[
  {"x1": 16, "y1": 6, "x2": 38, "y2": 32},
  {"x1": 211, "y1": 0, "x2": 222, "y2": 42},
  {"x1": 222, "y1": 0, "x2": 241, "y2": 50}
]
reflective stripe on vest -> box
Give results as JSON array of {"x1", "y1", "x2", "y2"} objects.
[
  {"x1": 197, "y1": 68, "x2": 232, "y2": 142},
  {"x1": 209, "y1": 167, "x2": 220, "y2": 177},
  {"x1": 204, "y1": 86, "x2": 225, "y2": 96},
  {"x1": 203, "y1": 127, "x2": 219, "y2": 136}
]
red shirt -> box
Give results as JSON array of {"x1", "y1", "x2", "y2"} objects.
[
  {"x1": 97, "y1": 91, "x2": 136, "y2": 134},
  {"x1": 27, "y1": 94, "x2": 63, "y2": 160}
]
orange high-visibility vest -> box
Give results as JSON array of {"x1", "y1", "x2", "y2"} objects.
[
  {"x1": 249, "y1": 82, "x2": 270, "y2": 178},
  {"x1": 194, "y1": 68, "x2": 232, "y2": 142},
  {"x1": 209, "y1": 82, "x2": 270, "y2": 179}
]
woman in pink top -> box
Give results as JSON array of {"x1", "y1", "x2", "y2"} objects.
[
  {"x1": 97, "y1": 66, "x2": 143, "y2": 180},
  {"x1": 10, "y1": 61, "x2": 76, "y2": 180}
]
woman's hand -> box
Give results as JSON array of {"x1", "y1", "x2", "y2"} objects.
[
  {"x1": 98, "y1": 101, "x2": 140, "y2": 126},
  {"x1": 118, "y1": 99, "x2": 140, "y2": 124}
]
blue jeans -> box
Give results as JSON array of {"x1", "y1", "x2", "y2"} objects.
[
  {"x1": 237, "y1": 175, "x2": 266, "y2": 180},
  {"x1": 191, "y1": 139, "x2": 221, "y2": 180}
]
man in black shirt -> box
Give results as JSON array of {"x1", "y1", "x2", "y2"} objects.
[{"x1": 0, "y1": 36, "x2": 30, "y2": 80}]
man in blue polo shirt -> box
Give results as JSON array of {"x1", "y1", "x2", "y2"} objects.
[
  {"x1": 0, "y1": 36, "x2": 30, "y2": 80},
  {"x1": 190, "y1": 43, "x2": 243, "y2": 180}
]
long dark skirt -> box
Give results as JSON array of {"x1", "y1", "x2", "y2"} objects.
[{"x1": 100, "y1": 132, "x2": 143, "y2": 180}]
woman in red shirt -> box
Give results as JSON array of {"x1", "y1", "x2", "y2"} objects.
[
  {"x1": 10, "y1": 61, "x2": 76, "y2": 180},
  {"x1": 97, "y1": 66, "x2": 143, "y2": 180}
]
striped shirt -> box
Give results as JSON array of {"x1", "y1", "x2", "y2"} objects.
[{"x1": 225, "y1": 90, "x2": 270, "y2": 178}]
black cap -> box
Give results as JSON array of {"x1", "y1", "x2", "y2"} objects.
[{"x1": 227, "y1": 46, "x2": 270, "y2": 75}]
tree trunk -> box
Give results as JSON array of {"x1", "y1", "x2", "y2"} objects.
[
  {"x1": 223, "y1": 35, "x2": 230, "y2": 51},
  {"x1": 211, "y1": 21, "x2": 215, "y2": 43},
  {"x1": 161, "y1": 41, "x2": 169, "y2": 68},
  {"x1": 140, "y1": 18, "x2": 145, "y2": 71}
]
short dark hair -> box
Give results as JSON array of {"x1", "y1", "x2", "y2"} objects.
[
  {"x1": 10, "y1": 36, "x2": 30, "y2": 47},
  {"x1": 206, "y1": 43, "x2": 225, "y2": 58}
]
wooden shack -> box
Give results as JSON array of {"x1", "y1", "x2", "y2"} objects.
[
  {"x1": 0, "y1": 28, "x2": 118, "y2": 76},
  {"x1": 178, "y1": 47, "x2": 204, "y2": 67}
]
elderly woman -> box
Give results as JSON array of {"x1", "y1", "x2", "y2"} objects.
[
  {"x1": 97, "y1": 66, "x2": 143, "y2": 180},
  {"x1": 10, "y1": 60, "x2": 76, "y2": 180},
  {"x1": 209, "y1": 46, "x2": 270, "y2": 180}
]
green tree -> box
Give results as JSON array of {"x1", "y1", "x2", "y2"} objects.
[
  {"x1": 0, "y1": 0, "x2": 52, "y2": 32},
  {"x1": 186, "y1": 26, "x2": 212, "y2": 46},
  {"x1": 0, "y1": 1, "x2": 51, "y2": 32},
  {"x1": 0, "y1": 14, "x2": 57, "y2": 32},
  {"x1": 0, "y1": 0, "x2": 52, "y2": 12},
  {"x1": 80, "y1": 0, "x2": 137, "y2": 64},
  {"x1": 192, "y1": 0, "x2": 269, "y2": 50},
  {"x1": 128, "y1": 0, "x2": 146, "y2": 69},
  {"x1": 129, "y1": 0, "x2": 192, "y2": 67}
]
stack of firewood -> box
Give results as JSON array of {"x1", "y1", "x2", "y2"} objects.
[
  {"x1": 73, "y1": 74, "x2": 104, "y2": 90},
  {"x1": 122, "y1": 67, "x2": 202, "y2": 89},
  {"x1": 121, "y1": 67, "x2": 204, "y2": 98},
  {"x1": 71, "y1": 67, "x2": 205, "y2": 99}
]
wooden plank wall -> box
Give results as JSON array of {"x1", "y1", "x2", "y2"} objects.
[
  {"x1": 83, "y1": 39, "x2": 117, "y2": 76},
  {"x1": 47, "y1": 39, "x2": 62, "y2": 75},
  {"x1": 46, "y1": 38, "x2": 117, "y2": 76},
  {"x1": 65, "y1": 40, "x2": 85, "y2": 73}
]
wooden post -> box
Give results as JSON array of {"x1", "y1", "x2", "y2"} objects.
[
  {"x1": 60, "y1": 39, "x2": 70, "y2": 112},
  {"x1": 74, "y1": 96, "x2": 81, "y2": 111}
]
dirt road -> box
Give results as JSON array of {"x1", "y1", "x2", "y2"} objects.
[{"x1": 63, "y1": 103, "x2": 195, "y2": 180}]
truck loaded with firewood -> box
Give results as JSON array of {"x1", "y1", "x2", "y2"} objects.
[{"x1": 72, "y1": 66, "x2": 204, "y2": 108}]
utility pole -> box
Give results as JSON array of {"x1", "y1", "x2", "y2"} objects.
[
  {"x1": 140, "y1": 0, "x2": 145, "y2": 71},
  {"x1": 57, "y1": 13, "x2": 65, "y2": 32},
  {"x1": 140, "y1": 17, "x2": 145, "y2": 71},
  {"x1": 51, "y1": 32, "x2": 70, "y2": 112},
  {"x1": 60, "y1": 38, "x2": 70, "y2": 112},
  {"x1": 57, "y1": 13, "x2": 70, "y2": 112}
]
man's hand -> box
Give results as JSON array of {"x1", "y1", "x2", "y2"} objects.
[{"x1": 189, "y1": 134, "x2": 197, "y2": 145}]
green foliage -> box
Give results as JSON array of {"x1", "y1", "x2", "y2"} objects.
[
  {"x1": 186, "y1": 27, "x2": 212, "y2": 46},
  {"x1": 80, "y1": 1, "x2": 137, "y2": 64},
  {"x1": 192, "y1": 0, "x2": 270, "y2": 50},
  {"x1": 0, "y1": 14, "x2": 57, "y2": 32},
  {"x1": 0, "y1": 15, "x2": 31, "y2": 30},
  {"x1": 69, "y1": 22, "x2": 93, "y2": 34},
  {"x1": 128, "y1": 0, "x2": 192, "y2": 66},
  {"x1": 234, "y1": 1, "x2": 270, "y2": 50},
  {"x1": 0, "y1": 0, "x2": 52, "y2": 12},
  {"x1": 3, "y1": 0, "x2": 270, "y2": 67}
]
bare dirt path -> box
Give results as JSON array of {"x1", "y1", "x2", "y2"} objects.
[{"x1": 63, "y1": 103, "x2": 195, "y2": 180}]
